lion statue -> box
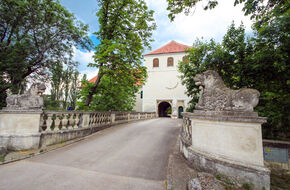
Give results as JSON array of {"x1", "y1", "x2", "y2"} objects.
[
  {"x1": 194, "y1": 70, "x2": 260, "y2": 112},
  {"x1": 5, "y1": 83, "x2": 46, "y2": 110}
]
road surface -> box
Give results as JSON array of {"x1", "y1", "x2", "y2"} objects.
[{"x1": 0, "y1": 118, "x2": 180, "y2": 190}]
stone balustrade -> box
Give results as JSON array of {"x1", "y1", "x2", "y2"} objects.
[
  {"x1": 115, "y1": 112, "x2": 129, "y2": 122},
  {"x1": 40, "y1": 111, "x2": 156, "y2": 133},
  {"x1": 0, "y1": 110, "x2": 157, "y2": 150},
  {"x1": 40, "y1": 111, "x2": 82, "y2": 132},
  {"x1": 180, "y1": 113, "x2": 192, "y2": 146}
]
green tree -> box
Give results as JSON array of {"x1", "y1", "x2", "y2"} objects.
[
  {"x1": 84, "y1": 0, "x2": 156, "y2": 106},
  {"x1": 166, "y1": 0, "x2": 289, "y2": 22},
  {"x1": 249, "y1": 11, "x2": 290, "y2": 139},
  {"x1": 174, "y1": 0, "x2": 290, "y2": 140},
  {"x1": 46, "y1": 61, "x2": 80, "y2": 110},
  {"x1": 78, "y1": 67, "x2": 146, "y2": 111},
  {"x1": 50, "y1": 62, "x2": 64, "y2": 104},
  {"x1": 179, "y1": 22, "x2": 290, "y2": 140},
  {"x1": 69, "y1": 71, "x2": 80, "y2": 110},
  {"x1": 0, "y1": 0, "x2": 92, "y2": 108}
]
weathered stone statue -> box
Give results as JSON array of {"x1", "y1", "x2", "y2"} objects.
[
  {"x1": 194, "y1": 70, "x2": 260, "y2": 112},
  {"x1": 180, "y1": 70, "x2": 269, "y2": 190},
  {"x1": 4, "y1": 83, "x2": 46, "y2": 110}
]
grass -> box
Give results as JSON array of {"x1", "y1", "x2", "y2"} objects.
[
  {"x1": 270, "y1": 167, "x2": 290, "y2": 190},
  {"x1": 216, "y1": 174, "x2": 221, "y2": 180},
  {"x1": 216, "y1": 174, "x2": 235, "y2": 186},
  {"x1": 0, "y1": 154, "x2": 6, "y2": 162},
  {"x1": 242, "y1": 183, "x2": 253, "y2": 190}
]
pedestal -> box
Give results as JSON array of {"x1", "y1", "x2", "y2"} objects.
[
  {"x1": 0, "y1": 110, "x2": 42, "y2": 150},
  {"x1": 180, "y1": 111, "x2": 270, "y2": 190}
]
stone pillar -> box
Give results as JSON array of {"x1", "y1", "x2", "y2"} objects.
[
  {"x1": 171, "y1": 99, "x2": 177, "y2": 119},
  {"x1": 0, "y1": 110, "x2": 42, "y2": 150},
  {"x1": 182, "y1": 111, "x2": 270, "y2": 190},
  {"x1": 80, "y1": 112, "x2": 90, "y2": 128},
  {"x1": 111, "y1": 113, "x2": 115, "y2": 123}
]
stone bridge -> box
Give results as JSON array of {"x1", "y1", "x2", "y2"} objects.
[{"x1": 0, "y1": 118, "x2": 180, "y2": 190}]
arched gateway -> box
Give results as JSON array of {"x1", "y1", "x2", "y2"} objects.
[{"x1": 158, "y1": 101, "x2": 172, "y2": 117}]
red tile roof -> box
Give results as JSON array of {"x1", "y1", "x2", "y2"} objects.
[
  {"x1": 79, "y1": 75, "x2": 98, "y2": 88},
  {"x1": 145, "y1": 40, "x2": 191, "y2": 55},
  {"x1": 86, "y1": 74, "x2": 143, "y2": 86},
  {"x1": 89, "y1": 75, "x2": 98, "y2": 83}
]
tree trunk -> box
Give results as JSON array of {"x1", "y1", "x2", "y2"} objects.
[{"x1": 84, "y1": 72, "x2": 103, "y2": 106}]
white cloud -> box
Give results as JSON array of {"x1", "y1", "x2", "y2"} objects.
[
  {"x1": 145, "y1": 0, "x2": 253, "y2": 51},
  {"x1": 71, "y1": 47, "x2": 98, "y2": 79},
  {"x1": 73, "y1": 47, "x2": 95, "y2": 67},
  {"x1": 81, "y1": 69, "x2": 99, "y2": 80}
]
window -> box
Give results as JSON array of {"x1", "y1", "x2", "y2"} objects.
[
  {"x1": 167, "y1": 57, "x2": 174, "y2": 66},
  {"x1": 153, "y1": 58, "x2": 159, "y2": 67},
  {"x1": 182, "y1": 56, "x2": 189, "y2": 63}
]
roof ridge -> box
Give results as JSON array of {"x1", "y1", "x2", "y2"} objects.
[{"x1": 145, "y1": 40, "x2": 190, "y2": 56}]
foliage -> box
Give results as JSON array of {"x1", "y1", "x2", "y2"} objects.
[
  {"x1": 69, "y1": 70, "x2": 81, "y2": 110},
  {"x1": 84, "y1": 0, "x2": 156, "y2": 106},
  {"x1": 270, "y1": 166, "x2": 290, "y2": 190},
  {"x1": 0, "y1": 0, "x2": 92, "y2": 108},
  {"x1": 167, "y1": 0, "x2": 218, "y2": 21},
  {"x1": 166, "y1": 0, "x2": 289, "y2": 22},
  {"x1": 179, "y1": 22, "x2": 290, "y2": 140},
  {"x1": 78, "y1": 68, "x2": 146, "y2": 111},
  {"x1": 0, "y1": 154, "x2": 6, "y2": 163},
  {"x1": 242, "y1": 183, "x2": 253, "y2": 190},
  {"x1": 171, "y1": 0, "x2": 289, "y2": 139},
  {"x1": 45, "y1": 62, "x2": 81, "y2": 110}
]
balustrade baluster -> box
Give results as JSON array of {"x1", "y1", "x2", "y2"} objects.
[
  {"x1": 75, "y1": 113, "x2": 80, "y2": 128},
  {"x1": 91, "y1": 113, "x2": 95, "y2": 127},
  {"x1": 68, "y1": 114, "x2": 74, "y2": 129},
  {"x1": 54, "y1": 115, "x2": 61, "y2": 131},
  {"x1": 92, "y1": 113, "x2": 96, "y2": 126},
  {"x1": 40, "y1": 114, "x2": 47, "y2": 132},
  {"x1": 105, "y1": 113, "x2": 108, "y2": 123},
  {"x1": 96, "y1": 113, "x2": 100, "y2": 125},
  {"x1": 88, "y1": 114, "x2": 92, "y2": 127},
  {"x1": 62, "y1": 114, "x2": 69, "y2": 130},
  {"x1": 46, "y1": 114, "x2": 53, "y2": 132}
]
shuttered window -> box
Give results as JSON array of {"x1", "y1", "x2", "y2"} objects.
[
  {"x1": 167, "y1": 57, "x2": 173, "y2": 66},
  {"x1": 153, "y1": 58, "x2": 159, "y2": 67}
]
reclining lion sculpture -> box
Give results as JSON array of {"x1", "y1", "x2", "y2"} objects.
[
  {"x1": 194, "y1": 70, "x2": 260, "y2": 112},
  {"x1": 5, "y1": 83, "x2": 46, "y2": 110}
]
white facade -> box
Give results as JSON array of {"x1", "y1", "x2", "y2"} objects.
[
  {"x1": 133, "y1": 41, "x2": 191, "y2": 117},
  {"x1": 134, "y1": 52, "x2": 189, "y2": 118},
  {"x1": 133, "y1": 90, "x2": 142, "y2": 112}
]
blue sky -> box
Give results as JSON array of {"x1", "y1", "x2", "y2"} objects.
[{"x1": 59, "y1": 0, "x2": 253, "y2": 79}]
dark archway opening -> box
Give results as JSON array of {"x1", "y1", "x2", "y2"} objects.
[
  {"x1": 178, "y1": 106, "x2": 184, "y2": 119},
  {"x1": 158, "y1": 102, "x2": 172, "y2": 117}
]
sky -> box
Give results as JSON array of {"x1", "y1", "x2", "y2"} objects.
[{"x1": 59, "y1": 0, "x2": 253, "y2": 80}]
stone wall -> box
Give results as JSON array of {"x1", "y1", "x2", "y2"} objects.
[{"x1": 0, "y1": 110, "x2": 157, "y2": 150}]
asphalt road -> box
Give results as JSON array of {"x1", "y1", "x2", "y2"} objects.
[{"x1": 0, "y1": 118, "x2": 180, "y2": 190}]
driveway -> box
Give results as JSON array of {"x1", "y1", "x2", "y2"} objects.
[{"x1": 0, "y1": 118, "x2": 180, "y2": 190}]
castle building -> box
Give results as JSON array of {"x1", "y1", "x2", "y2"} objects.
[{"x1": 134, "y1": 40, "x2": 191, "y2": 118}]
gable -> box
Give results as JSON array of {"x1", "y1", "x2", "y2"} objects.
[{"x1": 145, "y1": 40, "x2": 190, "y2": 56}]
